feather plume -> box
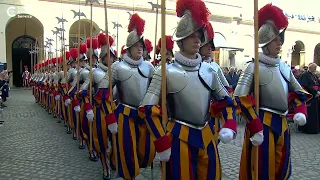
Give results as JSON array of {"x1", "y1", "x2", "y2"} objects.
[
  {"x1": 24, "y1": 65, "x2": 28, "y2": 68},
  {"x1": 98, "y1": 33, "x2": 114, "y2": 47},
  {"x1": 205, "y1": 22, "x2": 214, "y2": 40},
  {"x1": 51, "y1": 58, "x2": 57, "y2": 64},
  {"x1": 114, "y1": 50, "x2": 118, "y2": 57},
  {"x1": 121, "y1": 45, "x2": 126, "y2": 55},
  {"x1": 80, "y1": 43, "x2": 87, "y2": 54},
  {"x1": 176, "y1": 0, "x2": 210, "y2": 28},
  {"x1": 86, "y1": 37, "x2": 99, "y2": 49},
  {"x1": 66, "y1": 51, "x2": 70, "y2": 60},
  {"x1": 157, "y1": 36, "x2": 174, "y2": 51},
  {"x1": 128, "y1": 13, "x2": 145, "y2": 36},
  {"x1": 70, "y1": 48, "x2": 78, "y2": 59},
  {"x1": 144, "y1": 39, "x2": 153, "y2": 53},
  {"x1": 258, "y1": 4, "x2": 288, "y2": 29}
]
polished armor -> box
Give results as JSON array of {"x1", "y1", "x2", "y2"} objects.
[
  {"x1": 67, "y1": 68, "x2": 77, "y2": 86},
  {"x1": 142, "y1": 59, "x2": 229, "y2": 128},
  {"x1": 207, "y1": 61, "x2": 229, "y2": 87},
  {"x1": 234, "y1": 55, "x2": 303, "y2": 115},
  {"x1": 113, "y1": 59, "x2": 154, "y2": 108}
]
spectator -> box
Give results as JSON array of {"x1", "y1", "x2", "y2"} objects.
[
  {"x1": 225, "y1": 66, "x2": 239, "y2": 90},
  {"x1": 299, "y1": 63, "x2": 320, "y2": 134}
]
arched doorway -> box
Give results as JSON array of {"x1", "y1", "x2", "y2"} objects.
[
  {"x1": 314, "y1": 43, "x2": 320, "y2": 65},
  {"x1": 12, "y1": 35, "x2": 37, "y2": 87},
  {"x1": 291, "y1": 40, "x2": 305, "y2": 66},
  {"x1": 69, "y1": 19, "x2": 100, "y2": 48},
  {"x1": 5, "y1": 14, "x2": 43, "y2": 87}
]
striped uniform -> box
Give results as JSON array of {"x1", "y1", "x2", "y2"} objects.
[
  {"x1": 236, "y1": 90, "x2": 310, "y2": 180},
  {"x1": 115, "y1": 103, "x2": 156, "y2": 179},
  {"x1": 140, "y1": 96, "x2": 237, "y2": 180}
]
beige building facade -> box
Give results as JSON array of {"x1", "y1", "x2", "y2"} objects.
[{"x1": 1, "y1": 0, "x2": 320, "y2": 87}]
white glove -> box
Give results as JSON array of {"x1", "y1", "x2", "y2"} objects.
[
  {"x1": 156, "y1": 148, "x2": 171, "y2": 162},
  {"x1": 74, "y1": 105, "x2": 81, "y2": 112},
  {"x1": 108, "y1": 123, "x2": 118, "y2": 134},
  {"x1": 55, "y1": 95, "x2": 60, "y2": 101},
  {"x1": 250, "y1": 131, "x2": 264, "y2": 146},
  {"x1": 64, "y1": 99, "x2": 71, "y2": 107},
  {"x1": 218, "y1": 128, "x2": 235, "y2": 144},
  {"x1": 86, "y1": 109, "x2": 94, "y2": 122},
  {"x1": 293, "y1": 113, "x2": 307, "y2": 126}
]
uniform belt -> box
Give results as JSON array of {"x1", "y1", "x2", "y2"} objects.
[
  {"x1": 169, "y1": 116, "x2": 209, "y2": 130},
  {"x1": 118, "y1": 103, "x2": 138, "y2": 110},
  {"x1": 260, "y1": 107, "x2": 288, "y2": 117}
]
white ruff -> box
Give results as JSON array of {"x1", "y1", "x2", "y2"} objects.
[
  {"x1": 123, "y1": 53, "x2": 143, "y2": 66},
  {"x1": 174, "y1": 52, "x2": 202, "y2": 67},
  {"x1": 259, "y1": 52, "x2": 280, "y2": 66}
]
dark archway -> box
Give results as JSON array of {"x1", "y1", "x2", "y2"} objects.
[
  {"x1": 314, "y1": 43, "x2": 320, "y2": 65},
  {"x1": 12, "y1": 35, "x2": 37, "y2": 87},
  {"x1": 291, "y1": 40, "x2": 305, "y2": 66}
]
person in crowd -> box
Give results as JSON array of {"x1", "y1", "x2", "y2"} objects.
[
  {"x1": 225, "y1": 66, "x2": 239, "y2": 90},
  {"x1": 299, "y1": 63, "x2": 320, "y2": 134}
]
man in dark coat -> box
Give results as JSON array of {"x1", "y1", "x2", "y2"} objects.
[
  {"x1": 299, "y1": 63, "x2": 320, "y2": 134},
  {"x1": 225, "y1": 66, "x2": 239, "y2": 90}
]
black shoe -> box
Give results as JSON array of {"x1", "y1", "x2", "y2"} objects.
[
  {"x1": 79, "y1": 144, "x2": 85, "y2": 149},
  {"x1": 103, "y1": 173, "x2": 111, "y2": 180},
  {"x1": 89, "y1": 156, "x2": 98, "y2": 162},
  {"x1": 73, "y1": 136, "x2": 77, "y2": 140},
  {"x1": 57, "y1": 120, "x2": 61, "y2": 123},
  {"x1": 67, "y1": 129, "x2": 72, "y2": 134}
]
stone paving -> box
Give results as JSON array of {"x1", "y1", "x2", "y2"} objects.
[{"x1": 0, "y1": 89, "x2": 320, "y2": 180}]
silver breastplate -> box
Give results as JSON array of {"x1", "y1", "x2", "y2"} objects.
[
  {"x1": 93, "y1": 67, "x2": 109, "y2": 90},
  {"x1": 167, "y1": 64, "x2": 211, "y2": 127},
  {"x1": 259, "y1": 64, "x2": 289, "y2": 115},
  {"x1": 116, "y1": 61, "x2": 152, "y2": 108}
]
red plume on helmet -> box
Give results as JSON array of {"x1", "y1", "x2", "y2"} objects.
[
  {"x1": 156, "y1": 36, "x2": 174, "y2": 54},
  {"x1": 98, "y1": 33, "x2": 114, "y2": 47},
  {"x1": 86, "y1": 37, "x2": 99, "y2": 49},
  {"x1": 66, "y1": 51, "x2": 70, "y2": 60},
  {"x1": 24, "y1": 65, "x2": 28, "y2": 68},
  {"x1": 128, "y1": 13, "x2": 145, "y2": 36},
  {"x1": 144, "y1": 39, "x2": 153, "y2": 54},
  {"x1": 205, "y1": 22, "x2": 214, "y2": 40},
  {"x1": 80, "y1": 43, "x2": 87, "y2": 54},
  {"x1": 176, "y1": 0, "x2": 210, "y2": 28},
  {"x1": 121, "y1": 45, "x2": 126, "y2": 55},
  {"x1": 258, "y1": 4, "x2": 288, "y2": 30},
  {"x1": 51, "y1": 58, "x2": 57, "y2": 64},
  {"x1": 70, "y1": 48, "x2": 78, "y2": 59}
]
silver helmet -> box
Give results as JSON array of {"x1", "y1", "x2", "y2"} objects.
[
  {"x1": 124, "y1": 13, "x2": 146, "y2": 50},
  {"x1": 172, "y1": 0, "x2": 210, "y2": 42},
  {"x1": 200, "y1": 22, "x2": 215, "y2": 50},
  {"x1": 98, "y1": 33, "x2": 117, "y2": 59},
  {"x1": 258, "y1": 4, "x2": 288, "y2": 48}
]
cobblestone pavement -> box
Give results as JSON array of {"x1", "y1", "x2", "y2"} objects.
[{"x1": 0, "y1": 89, "x2": 320, "y2": 180}]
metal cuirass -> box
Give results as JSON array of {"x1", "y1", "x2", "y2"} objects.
[
  {"x1": 93, "y1": 63, "x2": 110, "y2": 91},
  {"x1": 79, "y1": 67, "x2": 89, "y2": 85},
  {"x1": 166, "y1": 62, "x2": 213, "y2": 127},
  {"x1": 259, "y1": 63, "x2": 289, "y2": 115},
  {"x1": 115, "y1": 61, "x2": 154, "y2": 108},
  {"x1": 68, "y1": 68, "x2": 77, "y2": 86}
]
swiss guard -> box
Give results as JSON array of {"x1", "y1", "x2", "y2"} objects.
[
  {"x1": 80, "y1": 33, "x2": 117, "y2": 180},
  {"x1": 139, "y1": 0, "x2": 237, "y2": 179},
  {"x1": 199, "y1": 21, "x2": 231, "y2": 146},
  {"x1": 112, "y1": 13, "x2": 156, "y2": 179},
  {"x1": 234, "y1": 4, "x2": 311, "y2": 180},
  {"x1": 78, "y1": 37, "x2": 99, "y2": 161},
  {"x1": 22, "y1": 65, "x2": 31, "y2": 88}
]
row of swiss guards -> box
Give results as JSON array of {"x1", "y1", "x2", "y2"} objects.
[{"x1": 29, "y1": 0, "x2": 311, "y2": 179}]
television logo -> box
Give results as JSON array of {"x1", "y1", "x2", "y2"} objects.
[{"x1": 7, "y1": 5, "x2": 32, "y2": 18}]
